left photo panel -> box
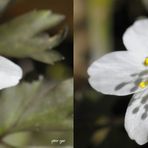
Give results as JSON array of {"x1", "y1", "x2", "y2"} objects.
[{"x1": 0, "y1": 0, "x2": 73, "y2": 147}]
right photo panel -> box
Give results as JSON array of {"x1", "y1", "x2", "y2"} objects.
[{"x1": 75, "y1": 0, "x2": 148, "y2": 147}]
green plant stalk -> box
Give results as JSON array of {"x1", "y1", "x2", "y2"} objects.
[{"x1": 87, "y1": 0, "x2": 113, "y2": 61}]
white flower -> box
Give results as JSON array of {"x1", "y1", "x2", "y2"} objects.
[
  {"x1": 88, "y1": 19, "x2": 148, "y2": 145},
  {"x1": 0, "y1": 56, "x2": 22, "y2": 89}
]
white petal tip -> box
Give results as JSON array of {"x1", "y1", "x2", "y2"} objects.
[{"x1": 0, "y1": 56, "x2": 23, "y2": 90}]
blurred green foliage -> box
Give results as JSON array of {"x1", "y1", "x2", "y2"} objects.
[
  {"x1": 0, "y1": 79, "x2": 73, "y2": 147},
  {"x1": 0, "y1": 10, "x2": 65, "y2": 64},
  {"x1": 0, "y1": 0, "x2": 73, "y2": 147}
]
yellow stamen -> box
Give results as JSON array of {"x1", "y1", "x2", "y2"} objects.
[
  {"x1": 139, "y1": 81, "x2": 148, "y2": 88},
  {"x1": 144, "y1": 57, "x2": 148, "y2": 66}
]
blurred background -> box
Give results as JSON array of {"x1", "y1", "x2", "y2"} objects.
[{"x1": 74, "y1": 0, "x2": 148, "y2": 148}]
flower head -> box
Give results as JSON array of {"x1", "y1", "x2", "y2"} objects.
[
  {"x1": 0, "y1": 56, "x2": 22, "y2": 89},
  {"x1": 88, "y1": 19, "x2": 148, "y2": 145}
]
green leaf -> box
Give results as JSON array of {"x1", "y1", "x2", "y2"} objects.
[
  {"x1": 0, "y1": 32, "x2": 65, "y2": 58},
  {"x1": 30, "y1": 29, "x2": 67, "y2": 64},
  {"x1": 31, "y1": 50, "x2": 64, "y2": 65},
  {"x1": 0, "y1": 10, "x2": 65, "y2": 40},
  {"x1": 3, "y1": 131, "x2": 73, "y2": 147},
  {"x1": 3, "y1": 132, "x2": 31, "y2": 147},
  {"x1": 0, "y1": 10, "x2": 65, "y2": 64},
  {"x1": 0, "y1": 79, "x2": 73, "y2": 135}
]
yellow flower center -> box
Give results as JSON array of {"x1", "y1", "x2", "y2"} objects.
[
  {"x1": 144, "y1": 57, "x2": 148, "y2": 66},
  {"x1": 139, "y1": 81, "x2": 148, "y2": 88},
  {"x1": 138, "y1": 58, "x2": 148, "y2": 88}
]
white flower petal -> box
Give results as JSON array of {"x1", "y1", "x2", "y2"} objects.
[
  {"x1": 88, "y1": 51, "x2": 146, "y2": 96},
  {"x1": 0, "y1": 56, "x2": 22, "y2": 89},
  {"x1": 123, "y1": 19, "x2": 148, "y2": 54},
  {"x1": 125, "y1": 90, "x2": 148, "y2": 145}
]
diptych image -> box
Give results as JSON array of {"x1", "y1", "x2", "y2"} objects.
[{"x1": 1, "y1": 0, "x2": 148, "y2": 148}]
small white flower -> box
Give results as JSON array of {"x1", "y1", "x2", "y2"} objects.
[
  {"x1": 88, "y1": 19, "x2": 148, "y2": 145},
  {"x1": 0, "y1": 56, "x2": 22, "y2": 89}
]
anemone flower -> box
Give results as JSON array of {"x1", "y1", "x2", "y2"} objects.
[
  {"x1": 88, "y1": 19, "x2": 148, "y2": 145},
  {"x1": 0, "y1": 56, "x2": 22, "y2": 89}
]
